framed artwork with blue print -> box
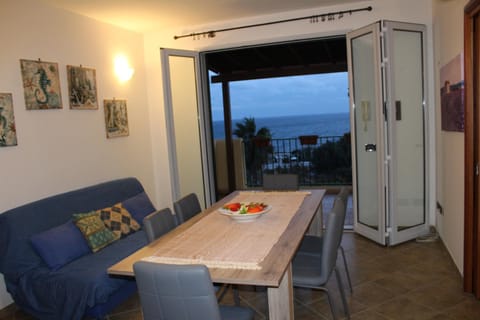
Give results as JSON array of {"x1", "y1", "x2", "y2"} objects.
[
  {"x1": 0, "y1": 93, "x2": 18, "y2": 147},
  {"x1": 20, "y1": 59, "x2": 62, "y2": 110}
]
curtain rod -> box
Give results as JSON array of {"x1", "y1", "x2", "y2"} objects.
[{"x1": 174, "y1": 6, "x2": 372, "y2": 40}]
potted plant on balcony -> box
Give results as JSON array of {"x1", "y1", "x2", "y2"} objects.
[{"x1": 299, "y1": 135, "x2": 318, "y2": 145}]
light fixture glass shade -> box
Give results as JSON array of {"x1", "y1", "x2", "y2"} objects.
[{"x1": 114, "y1": 55, "x2": 134, "y2": 82}]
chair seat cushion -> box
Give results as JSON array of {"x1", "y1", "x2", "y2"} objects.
[
  {"x1": 219, "y1": 305, "x2": 254, "y2": 320},
  {"x1": 292, "y1": 252, "x2": 326, "y2": 286}
]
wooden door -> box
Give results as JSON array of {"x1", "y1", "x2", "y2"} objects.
[{"x1": 464, "y1": 0, "x2": 480, "y2": 298}]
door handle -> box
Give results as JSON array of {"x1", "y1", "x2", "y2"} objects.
[{"x1": 365, "y1": 144, "x2": 376, "y2": 152}]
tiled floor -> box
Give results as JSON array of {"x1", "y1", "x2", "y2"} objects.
[{"x1": 2, "y1": 195, "x2": 479, "y2": 319}]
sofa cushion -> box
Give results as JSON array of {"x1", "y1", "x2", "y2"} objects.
[
  {"x1": 30, "y1": 220, "x2": 91, "y2": 271},
  {"x1": 97, "y1": 203, "x2": 140, "y2": 238},
  {"x1": 122, "y1": 191, "x2": 156, "y2": 224},
  {"x1": 73, "y1": 211, "x2": 119, "y2": 252}
]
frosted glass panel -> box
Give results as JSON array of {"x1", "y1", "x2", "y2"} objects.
[
  {"x1": 392, "y1": 30, "x2": 425, "y2": 230},
  {"x1": 351, "y1": 32, "x2": 379, "y2": 230},
  {"x1": 169, "y1": 55, "x2": 206, "y2": 207}
]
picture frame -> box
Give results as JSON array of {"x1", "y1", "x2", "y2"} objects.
[
  {"x1": 440, "y1": 53, "x2": 465, "y2": 132},
  {"x1": 103, "y1": 99, "x2": 129, "y2": 138},
  {"x1": 67, "y1": 65, "x2": 98, "y2": 110},
  {"x1": 20, "y1": 59, "x2": 62, "y2": 110},
  {"x1": 0, "y1": 93, "x2": 18, "y2": 147}
]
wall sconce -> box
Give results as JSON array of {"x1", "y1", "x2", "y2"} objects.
[{"x1": 114, "y1": 54, "x2": 134, "y2": 82}]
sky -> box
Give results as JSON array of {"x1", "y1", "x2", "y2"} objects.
[{"x1": 209, "y1": 72, "x2": 349, "y2": 121}]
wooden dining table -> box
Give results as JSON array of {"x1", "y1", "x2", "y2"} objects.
[{"x1": 108, "y1": 189, "x2": 325, "y2": 320}]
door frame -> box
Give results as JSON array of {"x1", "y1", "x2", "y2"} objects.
[{"x1": 464, "y1": 0, "x2": 480, "y2": 298}]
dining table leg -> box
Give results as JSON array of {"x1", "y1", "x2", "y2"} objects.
[{"x1": 267, "y1": 263, "x2": 294, "y2": 320}]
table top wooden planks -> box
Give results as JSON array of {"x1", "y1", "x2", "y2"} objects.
[{"x1": 108, "y1": 189, "x2": 325, "y2": 287}]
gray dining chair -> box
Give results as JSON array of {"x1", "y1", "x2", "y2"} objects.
[
  {"x1": 292, "y1": 200, "x2": 351, "y2": 320},
  {"x1": 133, "y1": 261, "x2": 254, "y2": 320},
  {"x1": 298, "y1": 187, "x2": 353, "y2": 293},
  {"x1": 262, "y1": 173, "x2": 299, "y2": 191},
  {"x1": 173, "y1": 193, "x2": 202, "y2": 225},
  {"x1": 143, "y1": 208, "x2": 177, "y2": 243}
]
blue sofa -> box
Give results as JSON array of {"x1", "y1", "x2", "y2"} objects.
[{"x1": 0, "y1": 177, "x2": 156, "y2": 320}]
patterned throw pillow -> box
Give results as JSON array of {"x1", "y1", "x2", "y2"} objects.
[
  {"x1": 73, "y1": 211, "x2": 119, "y2": 252},
  {"x1": 97, "y1": 203, "x2": 140, "y2": 238}
]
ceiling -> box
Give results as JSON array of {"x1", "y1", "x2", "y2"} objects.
[
  {"x1": 40, "y1": 0, "x2": 367, "y2": 33},
  {"x1": 40, "y1": 0, "x2": 356, "y2": 82}
]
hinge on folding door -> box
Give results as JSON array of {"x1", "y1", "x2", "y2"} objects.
[
  {"x1": 385, "y1": 227, "x2": 392, "y2": 237},
  {"x1": 475, "y1": 163, "x2": 479, "y2": 176}
]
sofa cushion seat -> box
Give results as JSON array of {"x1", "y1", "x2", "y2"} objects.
[{"x1": 15, "y1": 230, "x2": 147, "y2": 320}]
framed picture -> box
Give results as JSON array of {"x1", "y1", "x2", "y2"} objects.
[
  {"x1": 67, "y1": 65, "x2": 98, "y2": 109},
  {"x1": 0, "y1": 93, "x2": 18, "y2": 147},
  {"x1": 20, "y1": 59, "x2": 62, "y2": 110},
  {"x1": 104, "y1": 99, "x2": 129, "y2": 138},
  {"x1": 440, "y1": 53, "x2": 465, "y2": 132}
]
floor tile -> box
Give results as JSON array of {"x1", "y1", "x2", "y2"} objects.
[
  {"x1": 372, "y1": 296, "x2": 438, "y2": 320},
  {"x1": 442, "y1": 298, "x2": 480, "y2": 320}
]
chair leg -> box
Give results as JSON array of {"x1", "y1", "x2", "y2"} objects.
[
  {"x1": 339, "y1": 245, "x2": 353, "y2": 293},
  {"x1": 216, "y1": 284, "x2": 229, "y2": 302},
  {"x1": 320, "y1": 287, "x2": 337, "y2": 320},
  {"x1": 335, "y1": 267, "x2": 350, "y2": 319},
  {"x1": 232, "y1": 285, "x2": 241, "y2": 306},
  {"x1": 217, "y1": 284, "x2": 241, "y2": 306}
]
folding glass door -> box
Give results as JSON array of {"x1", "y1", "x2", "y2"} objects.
[
  {"x1": 347, "y1": 21, "x2": 429, "y2": 245},
  {"x1": 161, "y1": 49, "x2": 215, "y2": 208}
]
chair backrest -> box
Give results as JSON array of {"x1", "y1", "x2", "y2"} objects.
[
  {"x1": 336, "y1": 186, "x2": 350, "y2": 203},
  {"x1": 133, "y1": 261, "x2": 222, "y2": 320},
  {"x1": 262, "y1": 174, "x2": 299, "y2": 191},
  {"x1": 173, "y1": 193, "x2": 202, "y2": 224},
  {"x1": 320, "y1": 204, "x2": 346, "y2": 283},
  {"x1": 331, "y1": 197, "x2": 347, "y2": 246},
  {"x1": 143, "y1": 208, "x2": 177, "y2": 243}
]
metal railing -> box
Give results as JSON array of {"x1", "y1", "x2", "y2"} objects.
[{"x1": 243, "y1": 134, "x2": 352, "y2": 187}]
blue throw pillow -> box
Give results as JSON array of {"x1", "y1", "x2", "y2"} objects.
[
  {"x1": 122, "y1": 192, "x2": 155, "y2": 224},
  {"x1": 30, "y1": 220, "x2": 90, "y2": 270}
]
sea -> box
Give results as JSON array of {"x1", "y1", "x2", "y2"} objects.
[{"x1": 212, "y1": 112, "x2": 350, "y2": 140}]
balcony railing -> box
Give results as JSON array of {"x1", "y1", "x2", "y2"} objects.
[{"x1": 243, "y1": 133, "x2": 352, "y2": 187}]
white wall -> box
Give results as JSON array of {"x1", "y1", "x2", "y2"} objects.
[
  {"x1": 0, "y1": 0, "x2": 155, "y2": 308},
  {"x1": 432, "y1": 0, "x2": 468, "y2": 274},
  {"x1": 144, "y1": 0, "x2": 436, "y2": 241}
]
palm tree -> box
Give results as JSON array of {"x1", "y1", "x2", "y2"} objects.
[
  {"x1": 233, "y1": 117, "x2": 271, "y2": 141},
  {"x1": 233, "y1": 117, "x2": 271, "y2": 185}
]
